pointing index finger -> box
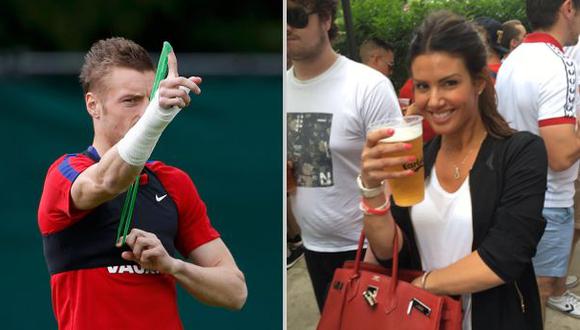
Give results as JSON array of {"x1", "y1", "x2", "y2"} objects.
[{"x1": 167, "y1": 51, "x2": 178, "y2": 78}]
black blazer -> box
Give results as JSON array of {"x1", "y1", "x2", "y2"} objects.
[{"x1": 379, "y1": 132, "x2": 547, "y2": 330}]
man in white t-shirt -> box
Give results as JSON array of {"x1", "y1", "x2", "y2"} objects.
[
  {"x1": 496, "y1": 0, "x2": 580, "y2": 321},
  {"x1": 286, "y1": 0, "x2": 401, "y2": 311}
]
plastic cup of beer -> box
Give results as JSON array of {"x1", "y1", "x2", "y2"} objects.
[{"x1": 369, "y1": 116, "x2": 424, "y2": 206}]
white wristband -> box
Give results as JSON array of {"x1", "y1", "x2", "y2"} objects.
[
  {"x1": 117, "y1": 89, "x2": 186, "y2": 166},
  {"x1": 357, "y1": 174, "x2": 384, "y2": 198}
]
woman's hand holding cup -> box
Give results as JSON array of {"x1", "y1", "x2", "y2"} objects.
[
  {"x1": 360, "y1": 127, "x2": 416, "y2": 189},
  {"x1": 362, "y1": 116, "x2": 425, "y2": 207}
]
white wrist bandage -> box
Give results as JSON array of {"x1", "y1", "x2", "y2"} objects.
[{"x1": 117, "y1": 88, "x2": 188, "y2": 166}]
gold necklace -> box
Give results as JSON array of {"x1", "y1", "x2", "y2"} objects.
[
  {"x1": 446, "y1": 133, "x2": 486, "y2": 180},
  {"x1": 453, "y1": 149, "x2": 474, "y2": 180}
]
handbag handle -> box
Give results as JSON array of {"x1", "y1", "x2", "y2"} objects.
[{"x1": 353, "y1": 217, "x2": 400, "y2": 293}]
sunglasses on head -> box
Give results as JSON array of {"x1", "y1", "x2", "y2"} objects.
[{"x1": 288, "y1": 7, "x2": 314, "y2": 29}]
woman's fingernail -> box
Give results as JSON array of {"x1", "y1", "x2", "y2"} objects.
[{"x1": 405, "y1": 144, "x2": 413, "y2": 150}]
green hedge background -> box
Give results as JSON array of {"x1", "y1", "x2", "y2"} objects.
[
  {"x1": 335, "y1": 0, "x2": 527, "y2": 89},
  {"x1": 0, "y1": 0, "x2": 280, "y2": 52}
]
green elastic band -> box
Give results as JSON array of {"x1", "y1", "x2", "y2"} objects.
[
  {"x1": 120, "y1": 177, "x2": 139, "y2": 246},
  {"x1": 151, "y1": 41, "x2": 173, "y2": 100},
  {"x1": 116, "y1": 41, "x2": 173, "y2": 246},
  {"x1": 116, "y1": 180, "x2": 136, "y2": 243}
]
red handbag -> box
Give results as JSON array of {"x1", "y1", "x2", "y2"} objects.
[{"x1": 317, "y1": 227, "x2": 463, "y2": 330}]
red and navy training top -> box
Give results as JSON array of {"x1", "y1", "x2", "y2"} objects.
[{"x1": 38, "y1": 146, "x2": 220, "y2": 330}]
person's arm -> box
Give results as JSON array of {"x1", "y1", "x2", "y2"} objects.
[
  {"x1": 120, "y1": 229, "x2": 247, "y2": 310},
  {"x1": 176, "y1": 239, "x2": 247, "y2": 310},
  {"x1": 287, "y1": 199, "x2": 301, "y2": 240},
  {"x1": 412, "y1": 135, "x2": 548, "y2": 295},
  {"x1": 536, "y1": 61, "x2": 580, "y2": 171},
  {"x1": 286, "y1": 162, "x2": 303, "y2": 241},
  {"x1": 363, "y1": 249, "x2": 379, "y2": 264},
  {"x1": 539, "y1": 123, "x2": 580, "y2": 171},
  {"x1": 362, "y1": 194, "x2": 403, "y2": 261},
  {"x1": 71, "y1": 52, "x2": 201, "y2": 210},
  {"x1": 360, "y1": 127, "x2": 414, "y2": 260},
  {"x1": 410, "y1": 251, "x2": 503, "y2": 295},
  {"x1": 70, "y1": 146, "x2": 143, "y2": 210}
]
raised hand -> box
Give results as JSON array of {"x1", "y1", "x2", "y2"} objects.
[
  {"x1": 158, "y1": 51, "x2": 202, "y2": 110},
  {"x1": 360, "y1": 127, "x2": 416, "y2": 188}
]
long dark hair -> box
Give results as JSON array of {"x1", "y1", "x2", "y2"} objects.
[{"x1": 408, "y1": 11, "x2": 514, "y2": 139}]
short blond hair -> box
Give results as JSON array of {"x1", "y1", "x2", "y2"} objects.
[{"x1": 79, "y1": 37, "x2": 154, "y2": 93}]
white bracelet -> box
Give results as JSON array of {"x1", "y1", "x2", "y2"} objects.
[
  {"x1": 356, "y1": 174, "x2": 384, "y2": 198},
  {"x1": 117, "y1": 90, "x2": 184, "y2": 166}
]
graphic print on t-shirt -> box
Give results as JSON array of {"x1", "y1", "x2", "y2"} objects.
[
  {"x1": 563, "y1": 56, "x2": 576, "y2": 117},
  {"x1": 287, "y1": 113, "x2": 333, "y2": 187},
  {"x1": 549, "y1": 44, "x2": 577, "y2": 117}
]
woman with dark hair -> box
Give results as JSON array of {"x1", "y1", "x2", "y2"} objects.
[{"x1": 358, "y1": 11, "x2": 547, "y2": 329}]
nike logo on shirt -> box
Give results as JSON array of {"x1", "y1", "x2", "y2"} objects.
[{"x1": 155, "y1": 194, "x2": 167, "y2": 202}]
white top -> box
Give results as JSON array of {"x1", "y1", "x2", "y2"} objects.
[
  {"x1": 496, "y1": 38, "x2": 579, "y2": 207},
  {"x1": 410, "y1": 168, "x2": 473, "y2": 330},
  {"x1": 287, "y1": 55, "x2": 402, "y2": 251}
]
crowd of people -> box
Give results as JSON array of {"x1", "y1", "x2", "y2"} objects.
[{"x1": 287, "y1": 0, "x2": 580, "y2": 328}]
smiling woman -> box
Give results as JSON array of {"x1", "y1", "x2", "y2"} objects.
[
  {"x1": 359, "y1": 11, "x2": 548, "y2": 330},
  {"x1": 411, "y1": 54, "x2": 483, "y2": 137}
]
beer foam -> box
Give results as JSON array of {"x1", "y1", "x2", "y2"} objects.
[{"x1": 379, "y1": 125, "x2": 422, "y2": 143}]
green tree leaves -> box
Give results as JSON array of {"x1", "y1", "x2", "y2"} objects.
[{"x1": 336, "y1": 0, "x2": 526, "y2": 88}]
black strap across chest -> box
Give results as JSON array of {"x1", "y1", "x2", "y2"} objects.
[{"x1": 42, "y1": 149, "x2": 179, "y2": 275}]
